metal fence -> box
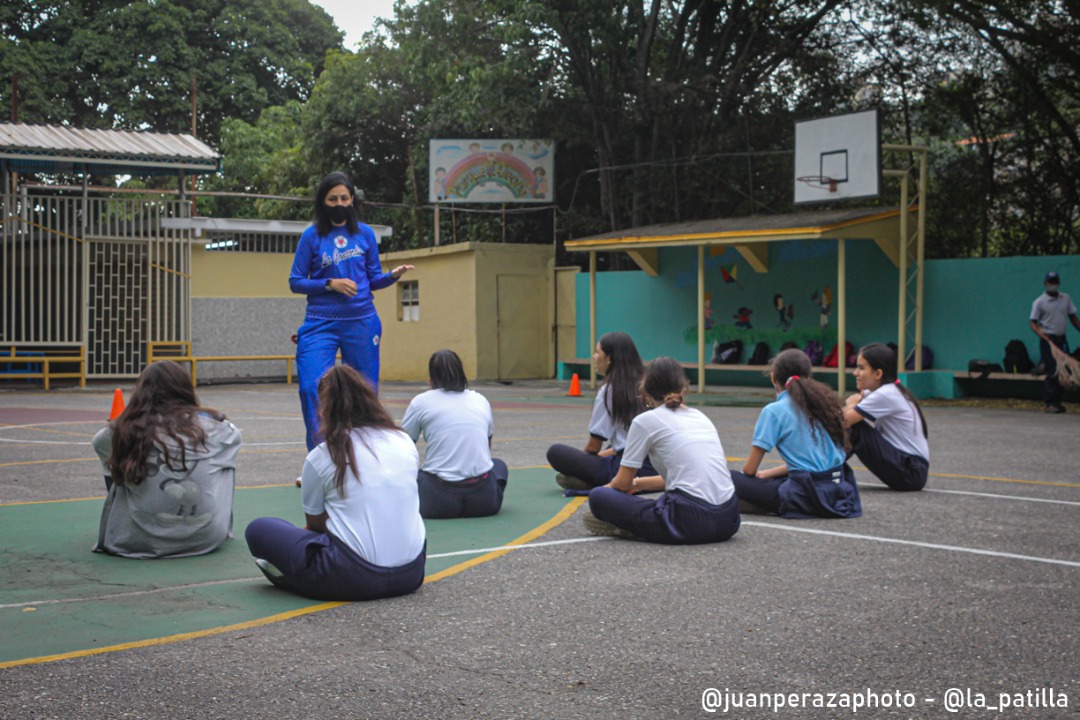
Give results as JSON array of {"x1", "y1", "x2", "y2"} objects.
[{"x1": 1, "y1": 190, "x2": 192, "y2": 378}]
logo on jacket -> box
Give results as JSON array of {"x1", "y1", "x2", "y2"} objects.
[
  {"x1": 373, "y1": 334, "x2": 380, "y2": 346},
  {"x1": 334, "y1": 236, "x2": 348, "y2": 249}
]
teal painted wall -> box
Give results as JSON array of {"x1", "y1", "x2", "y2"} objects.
[
  {"x1": 575, "y1": 248, "x2": 1080, "y2": 371},
  {"x1": 923, "y1": 255, "x2": 1080, "y2": 370},
  {"x1": 575, "y1": 240, "x2": 900, "y2": 363}
]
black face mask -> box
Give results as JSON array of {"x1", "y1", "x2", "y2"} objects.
[
  {"x1": 1047, "y1": 285, "x2": 1060, "y2": 297},
  {"x1": 328, "y1": 204, "x2": 351, "y2": 224}
]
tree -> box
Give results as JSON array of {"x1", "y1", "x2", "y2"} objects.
[{"x1": 0, "y1": 0, "x2": 343, "y2": 144}]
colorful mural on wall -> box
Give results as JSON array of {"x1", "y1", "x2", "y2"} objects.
[{"x1": 429, "y1": 139, "x2": 555, "y2": 203}]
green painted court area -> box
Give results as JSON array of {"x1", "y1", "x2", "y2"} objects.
[{"x1": 0, "y1": 468, "x2": 569, "y2": 666}]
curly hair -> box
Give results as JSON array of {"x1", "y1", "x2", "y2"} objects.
[
  {"x1": 770, "y1": 348, "x2": 849, "y2": 452},
  {"x1": 107, "y1": 360, "x2": 224, "y2": 486}
]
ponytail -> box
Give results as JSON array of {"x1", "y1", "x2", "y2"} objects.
[
  {"x1": 771, "y1": 349, "x2": 849, "y2": 452},
  {"x1": 859, "y1": 343, "x2": 929, "y2": 439}
]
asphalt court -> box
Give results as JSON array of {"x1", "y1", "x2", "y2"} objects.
[{"x1": 0, "y1": 379, "x2": 1078, "y2": 718}]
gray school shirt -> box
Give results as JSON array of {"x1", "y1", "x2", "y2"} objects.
[{"x1": 92, "y1": 414, "x2": 241, "y2": 558}]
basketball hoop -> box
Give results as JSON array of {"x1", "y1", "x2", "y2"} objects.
[{"x1": 796, "y1": 175, "x2": 839, "y2": 193}]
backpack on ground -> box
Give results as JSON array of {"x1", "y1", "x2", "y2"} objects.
[
  {"x1": 823, "y1": 341, "x2": 855, "y2": 368},
  {"x1": 967, "y1": 359, "x2": 1003, "y2": 380},
  {"x1": 803, "y1": 340, "x2": 824, "y2": 365},
  {"x1": 710, "y1": 339, "x2": 743, "y2": 364},
  {"x1": 779, "y1": 341, "x2": 798, "y2": 352},
  {"x1": 1002, "y1": 339, "x2": 1034, "y2": 374},
  {"x1": 748, "y1": 341, "x2": 770, "y2": 365},
  {"x1": 905, "y1": 344, "x2": 934, "y2": 370}
]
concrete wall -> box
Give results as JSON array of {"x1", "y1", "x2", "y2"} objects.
[{"x1": 573, "y1": 245, "x2": 1080, "y2": 371}]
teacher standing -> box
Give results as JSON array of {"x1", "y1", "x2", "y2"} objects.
[{"x1": 290, "y1": 171, "x2": 413, "y2": 451}]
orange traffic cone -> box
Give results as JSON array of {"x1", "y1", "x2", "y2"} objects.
[
  {"x1": 567, "y1": 373, "x2": 582, "y2": 397},
  {"x1": 109, "y1": 388, "x2": 125, "y2": 420}
]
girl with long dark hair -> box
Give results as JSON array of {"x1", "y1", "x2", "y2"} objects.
[
  {"x1": 290, "y1": 171, "x2": 415, "y2": 452},
  {"x1": 245, "y1": 365, "x2": 425, "y2": 601},
  {"x1": 585, "y1": 357, "x2": 740, "y2": 544},
  {"x1": 401, "y1": 349, "x2": 509, "y2": 519},
  {"x1": 546, "y1": 332, "x2": 656, "y2": 489},
  {"x1": 842, "y1": 343, "x2": 929, "y2": 491},
  {"x1": 91, "y1": 360, "x2": 241, "y2": 558},
  {"x1": 729, "y1": 348, "x2": 862, "y2": 519}
]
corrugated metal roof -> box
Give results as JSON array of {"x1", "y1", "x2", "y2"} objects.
[
  {"x1": 0, "y1": 122, "x2": 220, "y2": 174},
  {"x1": 565, "y1": 206, "x2": 903, "y2": 250}
]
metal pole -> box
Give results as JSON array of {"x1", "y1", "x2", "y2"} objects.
[
  {"x1": 434, "y1": 203, "x2": 440, "y2": 246},
  {"x1": 589, "y1": 251, "x2": 597, "y2": 390},
  {"x1": 897, "y1": 171, "x2": 909, "y2": 372},
  {"x1": 697, "y1": 244, "x2": 706, "y2": 394},
  {"x1": 915, "y1": 149, "x2": 928, "y2": 372},
  {"x1": 837, "y1": 238, "x2": 846, "y2": 394}
]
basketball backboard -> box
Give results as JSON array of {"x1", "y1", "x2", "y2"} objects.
[{"x1": 793, "y1": 109, "x2": 881, "y2": 204}]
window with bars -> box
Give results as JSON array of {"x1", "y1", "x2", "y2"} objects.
[{"x1": 398, "y1": 280, "x2": 419, "y2": 322}]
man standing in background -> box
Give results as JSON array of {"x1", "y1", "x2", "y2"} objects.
[{"x1": 1030, "y1": 271, "x2": 1080, "y2": 413}]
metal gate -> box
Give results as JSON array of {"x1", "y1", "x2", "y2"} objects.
[{"x1": 1, "y1": 190, "x2": 192, "y2": 379}]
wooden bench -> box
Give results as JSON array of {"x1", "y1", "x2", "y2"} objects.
[
  {"x1": 0, "y1": 344, "x2": 86, "y2": 390},
  {"x1": 147, "y1": 341, "x2": 296, "y2": 387}
]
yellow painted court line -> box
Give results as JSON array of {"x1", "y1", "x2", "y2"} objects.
[
  {"x1": 0, "y1": 491, "x2": 588, "y2": 668},
  {"x1": 927, "y1": 471, "x2": 1080, "y2": 489},
  {"x1": 424, "y1": 497, "x2": 587, "y2": 584}
]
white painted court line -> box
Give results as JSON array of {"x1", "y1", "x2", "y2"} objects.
[
  {"x1": 740, "y1": 520, "x2": 1080, "y2": 568},
  {"x1": 426, "y1": 535, "x2": 611, "y2": 558},
  {"x1": 923, "y1": 488, "x2": 1080, "y2": 506}
]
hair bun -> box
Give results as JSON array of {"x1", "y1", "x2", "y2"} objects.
[{"x1": 663, "y1": 391, "x2": 683, "y2": 408}]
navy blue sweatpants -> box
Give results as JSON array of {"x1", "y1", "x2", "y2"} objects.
[
  {"x1": 588, "y1": 487, "x2": 740, "y2": 544},
  {"x1": 296, "y1": 313, "x2": 382, "y2": 451},
  {"x1": 849, "y1": 421, "x2": 928, "y2": 491},
  {"x1": 417, "y1": 458, "x2": 509, "y2": 519},
  {"x1": 546, "y1": 445, "x2": 657, "y2": 487},
  {"x1": 245, "y1": 517, "x2": 424, "y2": 602}
]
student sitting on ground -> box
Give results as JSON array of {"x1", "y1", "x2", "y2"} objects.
[
  {"x1": 246, "y1": 365, "x2": 425, "y2": 601},
  {"x1": 584, "y1": 357, "x2": 741, "y2": 544},
  {"x1": 729, "y1": 348, "x2": 862, "y2": 519},
  {"x1": 400, "y1": 349, "x2": 508, "y2": 519},
  {"x1": 842, "y1": 343, "x2": 929, "y2": 491},
  {"x1": 92, "y1": 360, "x2": 241, "y2": 558},
  {"x1": 546, "y1": 332, "x2": 656, "y2": 490}
]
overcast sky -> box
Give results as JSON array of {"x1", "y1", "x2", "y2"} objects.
[{"x1": 310, "y1": 0, "x2": 401, "y2": 48}]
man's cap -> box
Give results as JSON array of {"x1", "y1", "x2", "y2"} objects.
[{"x1": 1045, "y1": 271, "x2": 1060, "y2": 283}]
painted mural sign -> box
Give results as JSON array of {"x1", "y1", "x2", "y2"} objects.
[{"x1": 429, "y1": 139, "x2": 555, "y2": 204}]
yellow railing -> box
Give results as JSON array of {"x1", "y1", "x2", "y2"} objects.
[
  {"x1": 147, "y1": 341, "x2": 295, "y2": 387},
  {"x1": 0, "y1": 345, "x2": 87, "y2": 390}
]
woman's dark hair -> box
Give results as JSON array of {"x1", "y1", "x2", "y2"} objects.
[
  {"x1": 313, "y1": 171, "x2": 359, "y2": 236},
  {"x1": 598, "y1": 332, "x2": 647, "y2": 427},
  {"x1": 859, "y1": 343, "x2": 929, "y2": 438},
  {"x1": 318, "y1": 365, "x2": 401, "y2": 496},
  {"x1": 429, "y1": 349, "x2": 468, "y2": 392},
  {"x1": 107, "y1": 360, "x2": 224, "y2": 487},
  {"x1": 770, "y1": 348, "x2": 849, "y2": 451},
  {"x1": 641, "y1": 356, "x2": 688, "y2": 410}
]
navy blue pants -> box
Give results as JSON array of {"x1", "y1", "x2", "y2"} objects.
[
  {"x1": 417, "y1": 459, "x2": 508, "y2": 519},
  {"x1": 245, "y1": 517, "x2": 424, "y2": 602},
  {"x1": 546, "y1": 445, "x2": 657, "y2": 487},
  {"x1": 730, "y1": 465, "x2": 861, "y2": 519},
  {"x1": 588, "y1": 487, "x2": 740, "y2": 544},
  {"x1": 1040, "y1": 334, "x2": 1068, "y2": 407},
  {"x1": 849, "y1": 421, "x2": 928, "y2": 491},
  {"x1": 296, "y1": 314, "x2": 382, "y2": 451}
]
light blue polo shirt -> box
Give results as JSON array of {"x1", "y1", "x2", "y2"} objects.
[{"x1": 752, "y1": 390, "x2": 847, "y2": 472}]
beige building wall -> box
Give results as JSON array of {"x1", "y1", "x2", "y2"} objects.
[{"x1": 190, "y1": 241, "x2": 555, "y2": 383}]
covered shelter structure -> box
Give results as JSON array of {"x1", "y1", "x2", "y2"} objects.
[
  {"x1": 564, "y1": 205, "x2": 927, "y2": 394},
  {"x1": 1, "y1": 122, "x2": 219, "y2": 379}
]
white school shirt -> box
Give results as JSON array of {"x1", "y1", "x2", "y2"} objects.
[
  {"x1": 589, "y1": 384, "x2": 628, "y2": 452},
  {"x1": 1030, "y1": 291, "x2": 1077, "y2": 336},
  {"x1": 301, "y1": 428, "x2": 425, "y2": 567},
  {"x1": 855, "y1": 384, "x2": 930, "y2": 461},
  {"x1": 400, "y1": 388, "x2": 494, "y2": 481},
  {"x1": 620, "y1": 405, "x2": 734, "y2": 506}
]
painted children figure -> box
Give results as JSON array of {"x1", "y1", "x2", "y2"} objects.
[{"x1": 843, "y1": 343, "x2": 929, "y2": 491}]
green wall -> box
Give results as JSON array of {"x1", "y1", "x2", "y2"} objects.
[{"x1": 575, "y1": 246, "x2": 1080, "y2": 371}]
